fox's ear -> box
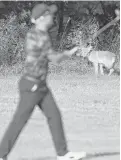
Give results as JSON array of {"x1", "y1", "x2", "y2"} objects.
[
  {"x1": 115, "y1": 9, "x2": 120, "y2": 17},
  {"x1": 87, "y1": 45, "x2": 92, "y2": 51}
]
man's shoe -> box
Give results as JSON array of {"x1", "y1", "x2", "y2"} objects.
[
  {"x1": 0, "y1": 157, "x2": 7, "y2": 160},
  {"x1": 57, "y1": 151, "x2": 86, "y2": 160}
]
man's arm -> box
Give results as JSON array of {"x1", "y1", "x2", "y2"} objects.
[{"x1": 47, "y1": 47, "x2": 78, "y2": 64}]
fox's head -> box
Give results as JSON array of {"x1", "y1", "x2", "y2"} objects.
[{"x1": 81, "y1": 45, "x2": 92, "y2": 57}]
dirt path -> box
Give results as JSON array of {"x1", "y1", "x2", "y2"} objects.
[{"x1": 0, "y1": 73, "x2": 120, "y2": 160}]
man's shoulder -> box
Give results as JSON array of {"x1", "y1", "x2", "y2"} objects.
[
  {"x1": 27, "y1": 27, "x2": 48, "y2": 37},
  {"x1": 25, "y1": 26, "x2": 52, "y2": 52},
  {"x1": 26, "y1": 27, "x2": 38, "y2": 39}
]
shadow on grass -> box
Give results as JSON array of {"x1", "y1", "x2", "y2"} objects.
[
  {"x1": 83, "y1": 151, "x2": 120, "y2": 159},
  {"x1": 21, "y1": 152, "x2": 120, "y2": 160},
  {"x1": 21, "y1": 157, "x2": 55, "y2": 160}
]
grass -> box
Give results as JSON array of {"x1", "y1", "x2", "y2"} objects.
[{"x1": 0, "y1": 62, "x2": 120, "y2": 160}]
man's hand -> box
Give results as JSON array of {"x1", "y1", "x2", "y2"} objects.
[
  {"x1": 64, "y1": 46, "x2": 79, "y2": 57},
  {"x1": 48, "y1": 46, "x2": 79, "y2": 64}
]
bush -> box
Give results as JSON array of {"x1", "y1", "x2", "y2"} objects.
[
  {"x1": 0, "y1": 12, "x2": 29, "y2": 66},
  {"x1": 62, "y1": 15, "x2": 120, "y2": 54},
  {"x1": 97, "y1": 26, "x2": 120, "y2": 55},
  {"x1": 63, "y1": 16, "x2": 99, "y2": 52}
]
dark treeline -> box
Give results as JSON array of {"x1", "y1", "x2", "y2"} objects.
[{"x1": 0, "y1": 1, "x2": 120, "y2": 70}]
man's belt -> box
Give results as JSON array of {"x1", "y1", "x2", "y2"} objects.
[{"x1": 24, "y1": 76, "x2": 41, "y2": 83}]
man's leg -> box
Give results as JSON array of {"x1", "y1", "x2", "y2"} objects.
[
  {"x1": 38, "y1": 90, "x2": 68, "y2": 156},
  {"x1": 0, "y1": 78, "x2": 44, "y2": 158}
]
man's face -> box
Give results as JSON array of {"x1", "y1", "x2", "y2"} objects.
[{"x1": 35, "y1": 12, "x2": 54, "y2": 30}]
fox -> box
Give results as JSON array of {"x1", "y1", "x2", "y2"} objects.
[{"x1": 77, "y1": 45, "x2": 118, "y2": 76}]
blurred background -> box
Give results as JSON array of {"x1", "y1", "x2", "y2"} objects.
[{"x1": 0, "y1": 1, "x2": 120, "y2": 76}]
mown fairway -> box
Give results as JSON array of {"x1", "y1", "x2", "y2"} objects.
[{"x1": 0, "y1": 72, "x2": 120, "y2": 160}]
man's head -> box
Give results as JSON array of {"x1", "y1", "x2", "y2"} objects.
[{"x1": 31, "y1": 4, "x2": 58, "y2": 31}]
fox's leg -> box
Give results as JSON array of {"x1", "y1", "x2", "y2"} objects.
[
  {"x1": 99, "y1": 64, "x2": 104, "y2": 75},
  {"x1": 108, "y1": 68, "x2": 114, "y2": 76},
  {"x1": 93, "y1": 62, "x2": 99, "y2": 75}
]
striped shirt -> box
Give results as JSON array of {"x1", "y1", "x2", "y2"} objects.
[{"x1": 24, "y1": 27, "x2": 53, "y2": 82}]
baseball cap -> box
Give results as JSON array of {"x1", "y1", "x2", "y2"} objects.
[{"x1": 31, "y1": 3, "x2": 58, "y2": 23}]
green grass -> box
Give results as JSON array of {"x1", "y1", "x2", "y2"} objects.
[{"x1": 0, "y1": 66, "x2": 120, "y2": 160}]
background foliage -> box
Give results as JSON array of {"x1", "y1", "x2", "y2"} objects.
[{"x1": 0, "y1": 1, "x2": 120, "y2": 75}]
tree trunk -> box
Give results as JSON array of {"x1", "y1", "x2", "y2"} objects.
[
  {"x1": 0, "y1": 2, "x2": 5, "y2": 8},
  {"x1": 85, "y1": 16, "x2": 120, "y2": 46},
  {"x1": 57, "y1": 1, "x2": 64, "y2": 40},
  {"x1": 100, "y1": 1, "x2": 107, "y2": 17}
]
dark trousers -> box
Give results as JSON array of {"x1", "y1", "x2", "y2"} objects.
[{"x1": 0, "y1": 76, "x2": 68, "y2": 158}]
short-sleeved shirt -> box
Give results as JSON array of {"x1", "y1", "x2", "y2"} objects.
[{"x1": 24, "y1": 27, "x2": 53, "y2": 82}]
